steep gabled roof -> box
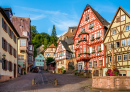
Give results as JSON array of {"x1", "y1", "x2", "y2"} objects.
[
  {"x1": 74, "y1": 4, "x2": 109, "y2": 39},
  {"x1": 60, "y1": 40, "x2": 72, "y2": 52},
  {"x1": 103, "y1": 6, "x2": 130, "y2": 42},
  {"x1": 86, "y1": 4, "x2": 109, "y2": 26},
  {"x1": 48, "y1": 44, "x2": 56, "y2": 48},
  {"x1": 0, "y1": 7, "x2": 20, "y2": 37},
  {"x1": 64, "y1": 36, "x2": 74, "y2": 45}
]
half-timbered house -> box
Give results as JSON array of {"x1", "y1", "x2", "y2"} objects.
[
  {"x1": 103, "y1": 6, "x2": 130, "y2": 76},
  {"x1": 74, "y1": 4, "x2": 109, "y2": 71}
]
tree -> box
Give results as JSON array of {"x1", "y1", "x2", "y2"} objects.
[
  {"x1": 46, "y1": 57, "x2": 55, "y2": 66},
  {"x1": 44, "y1": 38, "x2": 48, "y2": 49},
  {"x1": 31, "y1": 25, "x2": 37, "y2": 41},
  {"x1": 50, "y1": 25, "x2": 58, "y2": 46}
]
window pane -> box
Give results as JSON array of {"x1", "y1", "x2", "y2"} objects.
[
  {"x1": 123, "y1": 54, "x2": 127, "y2": 61},
  {"x1": 122, "y1": 40, "x2": 126, "y2": 46},
  {"x1": 116, "y1": 41, "x2": 120, "y2": 48},
  {"x1": 121, "y1": 15, "x2": 125, "y2": 21},
  {"x1": 113, "y1": 30, "x2": 116, "y2": 35},
  {"x1": 20, "y1": 40, "x2": 26, "y2": 46},
  {"x1": 97, "y1": 32, "x2": 99, "y2": 37},
  {"x1": 127, "y1": 39, "x2": 130, "y2": 45}
]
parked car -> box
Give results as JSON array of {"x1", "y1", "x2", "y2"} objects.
[{"x1": 32, "y1": 67, "x2": 39, "y2": 73}]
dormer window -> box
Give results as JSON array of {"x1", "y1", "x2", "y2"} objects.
[{"x1": 23, "y1": 31, "x2": 27, "y2": 36}]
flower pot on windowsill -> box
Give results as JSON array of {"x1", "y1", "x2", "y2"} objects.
[
  {"x1": 92, "y1": 52, "x2": 95, "y2": 54},
  {"x1": 96, "y1": 37, "x2": 100, "y2": 39},
  {"x1": 97, "y1": 50, "x2": 102, "y2": 53},
  {"x1": 91, "y1": 38, "x2": 95, "y2": 41}
]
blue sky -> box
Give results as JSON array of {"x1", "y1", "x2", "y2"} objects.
[{"x1": 0, "y1": 0, "x2": 130, "y2": 37}]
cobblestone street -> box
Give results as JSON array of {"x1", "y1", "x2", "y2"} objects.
[
  {"x1": 1, "y1": 71, "x2": 130, "y2": 92},
  {"x1": 0, "y1": 71, "x2": 93, "y2": 92}
]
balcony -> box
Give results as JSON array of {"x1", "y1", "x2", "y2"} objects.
[
  {"x1": 28, "y1": 50, "x2": 33, "y2": 55},
  {"x1": 19, "y1": 46, "x2": 28, "y2": 52},
  {"x1": 91, "y1": 37, "x2": 95, "y2": 41},
  {"x1": 78, "y1": 38, "x2": 87, "y2": 43},
  {"x1": 96, "y1": 37, "x2": 100, "y2": 40},
  {"x1": 78, "y1": 52, "x2": 90, "y2": 60}
]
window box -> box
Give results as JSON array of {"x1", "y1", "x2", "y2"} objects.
[
  {"x1": 96, "y1": 37, "x2": 100, "y2": 39},
  {"x1": 91, "y1": 38, "x2": 95, "y2": 41},
  {"x1": 92, "y1": 51, "x2": 95, "y2": 54},
  {"x1": 97, "y1": 50, "x2": 102, "y2": 53},
  {"x1": 89, "y1": 26, "x2": 94, "y2": 30},
  {"x1": 76, "y1": 43, "x2": 79, "y2": 46},
  {"x1": 85, "y1": 18, "x2": 88, "y2": 21}
]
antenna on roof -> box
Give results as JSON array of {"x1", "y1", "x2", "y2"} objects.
[
  {"x1": 13, "y1": 13, "x2": 15, "y2": 15},
  {"x1": 29, "y1": 15, "x2": 30, "y2": 18}
]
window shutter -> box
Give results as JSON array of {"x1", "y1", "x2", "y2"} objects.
[
  {"x1": 2, "y1": 61, "x2": 4, "y2": 69},
  {"x1": 7, "y1": 61, "x2": 9, "y2": 70},
  {"x1": 12, "y1": 31, "x2": 14, "y2": 39},
  {"x1": 2, "y1": 37, "x2": 4, "y2": 49},
  {"x1": 2, "y1": 18, "x2": 5, "y2": 29},
  {"x1": 7, "y1": 25, "x2": 9, "y2": 34},
  {"x1": 5, "y1": 40, "x2": 7, "y2": 51},
  {"x1": 5, "y1": 60, "x2": 7, "y2": 70},
  {"x1": 12, "y1": 47, "x2": 14, "y2": 56},
  {"x1": 12, "y1": 63, "x2": 13, "y2": 71}
]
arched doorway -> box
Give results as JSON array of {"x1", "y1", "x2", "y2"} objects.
[{"x1": 68, "y1": 61, "x2": 74, "y2": 70}]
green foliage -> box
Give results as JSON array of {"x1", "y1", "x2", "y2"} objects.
[
  {"x1": 31, "y1": 25, "x2": 57, "y2": 58},
  {"x1": 50, "y1": 25, "x2": 58, "y2": 46},
  {"x1": 46, "y1": 57, "x2": 55, "y2": 66},
  {"x1": 58, "y1": 66, "x2": 66, "y2": 74}
]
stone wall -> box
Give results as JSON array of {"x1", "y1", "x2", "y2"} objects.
[{"x1": 92, "y1": 76, "x2": 130, "y2": 90}]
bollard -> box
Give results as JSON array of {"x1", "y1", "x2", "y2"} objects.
[
  {"x1": 32, "y1": 78, "x2": 35, "y2": 85},
  {"x1": 54, "y1": 78, "x2": 58, "y2": 86}
]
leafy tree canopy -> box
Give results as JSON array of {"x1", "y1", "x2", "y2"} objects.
[{"x1": 46, "y1": 57, "x2": 55, "y2": 66}]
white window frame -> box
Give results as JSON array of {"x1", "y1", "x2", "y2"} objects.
[
  {"x1": 83, "y1": 47, "x2": 86, "y2": 53},
  {"x1": 89, "y1": 62, "x2": 91, "y2": 67},
  {"x1": 127, "y1": 39, "x2": 130, "y2": 45},
  {"x1": 109, "y1": 56, "x2": 112, "y2": 62},
  {"x1": 80, "y1": 48, "x2": 82, "y2": 53},
  {"x1": 99, "y1": 60, "x2": 102, "y2": 65},
  {"x1": 117, "y1": 55, "x2": 121, "y2": 61},
  {"x1": 121, "y1": 15, "x2": 125, "y2": 21},
  {"x1": 92, "y1": 46, "x2": 95, "y2": 52},
  {"x1": 98, "y1": 45, "x2": 101, "y2": 51},
  {"x1": 113, "y1": 30, "x2": 116, "y2": 35},
  {"x1": 128, "y1": 54, "x2": 130, "y2": 60},
  {"x1": 92, "y1": 34, "x2": 94, "y2": 39},
  {"x1": 83, "y1": 35, "x2": 86, "y2": 39},
  {"x1": 94, "y1": 61, "x2": 97, "y2": 67},
  {"x1": 122, "y1": 40, "x2": 126, "y2": 47},
  {"x1": 123, "y1": 54, "x2": 127, "y2": 61},
  {"x1": 109, "y1": 43, "x2": 113, "y2": 49},
  {"x1": 20, "y1": 40, "x2": 26, "y2": 46},
  {"x1": 97, "y1": 32, "x2": 100, "y2": 37},
  {"x1": 126, "y1": 25, "x2": 130, "y2": 31}
]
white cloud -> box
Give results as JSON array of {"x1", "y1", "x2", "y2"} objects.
[
  {"x1": 14, "y1": 6, "x2": 78, "y2": 32},
  {"x1": 31, "y1": 14, "x2": 46, "y2": 20}
]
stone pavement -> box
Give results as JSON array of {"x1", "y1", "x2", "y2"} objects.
[{"x1": 0, "y1": 71, "x2": 129, "y2": 92}]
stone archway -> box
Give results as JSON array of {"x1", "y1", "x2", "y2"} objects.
[{"x1": 68, "y1": 61, "x2": 74, "y2": 70}]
